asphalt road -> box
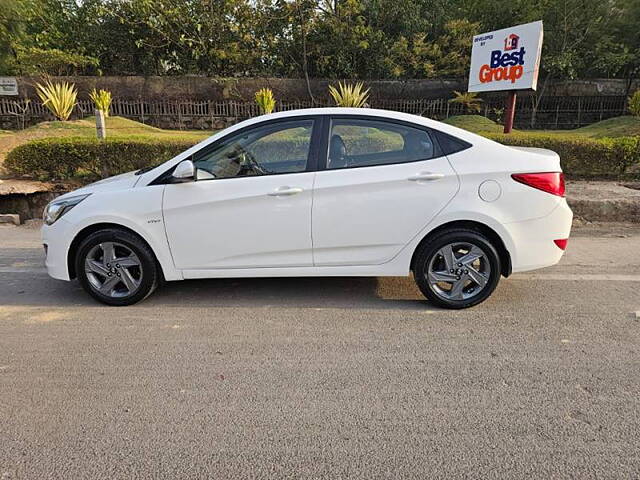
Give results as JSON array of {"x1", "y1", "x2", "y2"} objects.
[{"x1": 1, "y1": 221, "x2": 639, "y2": 479}]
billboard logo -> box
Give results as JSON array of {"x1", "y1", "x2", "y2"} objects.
[
  {"x1": 504, "y1": 34, "x2": 519, "y2": 51},
  {"x1": 479, "y1": 44, "x2": 526, "y2": 84}
]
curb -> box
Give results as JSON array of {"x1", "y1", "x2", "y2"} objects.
[
  {"x1": 567, "y1": 198, "x2": 640, "y2": 223},
  {"x1": 0, "y1": 213, "x2": 21, "y2": 225}
]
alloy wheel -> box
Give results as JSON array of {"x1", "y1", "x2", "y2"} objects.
[
  {"x1": 426, "y1": 241, "x2": 491, "y2": 301},
  {"x1": 84, "y1": 241, "x2": 143, "y2": 298}
]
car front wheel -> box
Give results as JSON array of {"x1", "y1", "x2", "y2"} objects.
[
  {"x1": 413, "y1": 228, "x2": 501, "y2": 309},
  {"x1": 75, "y1": 228, "x2": 160, "y2": 306}
]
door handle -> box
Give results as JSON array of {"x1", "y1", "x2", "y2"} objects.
[
  {"x1": 268, "y1": 186, "x2": 304, "y2": 196},
  {"x1": 408, "y1": 172, "x2": 445, "y2": 182}
]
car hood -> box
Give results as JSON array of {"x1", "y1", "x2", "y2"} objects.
[{"x1": 56, "y1": 171, "x2": 140, "y2": 201}]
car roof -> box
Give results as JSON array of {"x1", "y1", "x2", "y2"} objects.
[{"x1": 242, "y1": 107, "x2": 436, "y2": 129}]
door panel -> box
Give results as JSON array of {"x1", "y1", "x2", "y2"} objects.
[
  {"x1": 312, "y1": 159, "x2": 458, "y2": 265},
  {"x1": 162, "y1": 118, "x2": 318, "y2": 270},
  {"x1": 163, "y1": 173, "x2": 315, "y2": 269},
  {"x1": 312, "y1": 117, "x2": 459, "y2": 266}
]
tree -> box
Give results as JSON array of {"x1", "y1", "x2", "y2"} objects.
[
  {"x1": 13, "y1": 47, "x2": 98, "y2": 75},
  {"x1": 1, "y1": 0, "x2": 639, "y2": 81},
  {"x1": 110, "y1": 0, "x2": 262, "y2": 75},
  {"x1": 0, "y1": 0, "x2": 26, "y2": 74}
]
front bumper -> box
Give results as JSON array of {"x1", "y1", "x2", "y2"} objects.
[
  {"x1": 41, "y1": 218, "x2": 75, "y2": 281},
  {"x1": 506, "y1": 199, "x2": 573, "y2": 273}
]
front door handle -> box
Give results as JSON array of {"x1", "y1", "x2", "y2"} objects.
[
  {"x1": 408, "y1": 172, "x2": 445, "y2": 182},
  {"x1": 268, "y1": 186, "x2": 304, "y2": 196}
]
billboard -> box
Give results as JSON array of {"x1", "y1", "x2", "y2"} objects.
[{"x1": 468, "y1": 21, "x2": 543, "y2": 93}]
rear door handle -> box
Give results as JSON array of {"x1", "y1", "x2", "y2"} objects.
[
  {"x1": 268, "y1": 186, "x2": 304, "y2": 196},
  {"x1": 408, "y1": 172, "x2": 445, "y2": 182}
]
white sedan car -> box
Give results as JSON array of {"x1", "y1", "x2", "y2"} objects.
[{"x1": 42, "y1": 108, "x2": 572, "y2": 309}]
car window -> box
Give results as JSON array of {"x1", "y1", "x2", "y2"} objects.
[
  {"x1": 193, "y1": 120, "x2": 314, "y2": 180},
  {"x1": 432, "y1": 129, "x2": 472, "y2": 155},
  {"x1": 327, "y1": 118, "x2": 439, "y2": 169}
]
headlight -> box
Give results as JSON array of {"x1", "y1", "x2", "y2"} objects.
[{"x1": 43, "y1": 194, "x2": 91, "y2": 225}]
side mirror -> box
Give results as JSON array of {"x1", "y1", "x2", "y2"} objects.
[{"x1": 171, "y1": 160, "x2": 195, "y2": 183}]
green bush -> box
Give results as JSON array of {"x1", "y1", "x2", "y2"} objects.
[
  {"x1": 628, "y1": 90, "x2": 640, "y2": 117},
  {"x1": 7, "y1": 131, "x2": 640, "y2": 183},
  {"x1": 485, "y1": 133, "x2": 640, "y2": 179},
  {"x1": 248, "y1": 138, "x2": 312, "y2": 163},
  {"x1": 5, "y1": 136, "x2": 197, "y2": 181}
]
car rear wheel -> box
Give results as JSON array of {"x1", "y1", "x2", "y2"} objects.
[
  {"x1": 413, "y1": 228, "x2": 501, "y2": 309},
  {"x1": 75, "y1": 228, "x2": 160, "y2": 306}
]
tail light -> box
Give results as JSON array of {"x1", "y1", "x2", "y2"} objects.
[{"x1": 512, "y1": 172, "x2": 565, "y2": 197}]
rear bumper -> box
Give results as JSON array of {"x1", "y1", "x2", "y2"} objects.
[{"x1": 506, "y1": 199, "x2": 573, "y2": 273}]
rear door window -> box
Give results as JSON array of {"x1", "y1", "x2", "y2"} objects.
[{"x1": 326, "y1": 118, "x2": 440, "y2": 170}]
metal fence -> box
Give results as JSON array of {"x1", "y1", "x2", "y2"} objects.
[{"x1": 0, "y1": 95, "x2": 629, "y2": 131}]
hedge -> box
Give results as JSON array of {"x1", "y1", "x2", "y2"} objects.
[
  {"x1": 5, "y1": 136, "x2": 197, "y2": 181},
  {"x1": 248, "y1": 138, "x2": 313, "y2": 164},
  {"x1": 485, "y1": 133, "x2": 640, "y2": 179},
  {"x1": 5, "y1": 131, "x2": 640, "y2": 182}
]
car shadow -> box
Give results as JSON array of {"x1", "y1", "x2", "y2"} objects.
[
  {"x1": 151, "y1": 276, "x2": 434, "y2": 310},
  {"x1": 0, "y1": 273, "x2": 440, "y2": 311}
]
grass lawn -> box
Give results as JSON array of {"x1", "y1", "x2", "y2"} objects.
[
  {"x1": 0, "y1": 116, "x2": 211, "y2": 167},
  {"x1": 443, "y1": 114, "x2": 640, "y2": 139},
  {"x1": 442, "y1": 115, "x2": 506, "y2": 134},
  {"x1": 570, "y1": 115, "x2": 640, "y2": 138}
]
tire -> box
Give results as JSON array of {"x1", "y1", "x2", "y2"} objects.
[
  {"x1": 75, "y1": 228, "x2": 160, "y2": 306},
  {"x1": 413, "y1": 228, "x2": 501, "y2": 309}
]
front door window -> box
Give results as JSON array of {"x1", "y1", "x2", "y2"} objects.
[{"x1": 193, "y1": 120, "x2": 315, "y2": 180}]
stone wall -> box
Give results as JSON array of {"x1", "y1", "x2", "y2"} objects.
[
  {"x1": 10, "y1": 76, "x2": 637, "y2": 102},
  {"x1": 11, "y1": 77, "x2": 467, "y2": 102}
]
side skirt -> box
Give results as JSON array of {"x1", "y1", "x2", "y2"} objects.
[{"x1": 182, "y1": 263, "x2": 410, "y2": 279}]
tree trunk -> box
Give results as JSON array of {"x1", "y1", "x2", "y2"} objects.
[
  {"x1": 530, "y1": 75, "x2": 551, "y2": 129},
  {"x1": 300, "y1": 7, "x2": 315, "y2": 105}
]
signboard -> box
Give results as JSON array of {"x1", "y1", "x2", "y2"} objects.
[
  {"x1": 0, "y1": 77, "x2": 18, "y2": 96},
  {"x1": 468, "y1": 21, "x2": 543, "y2": 93}
]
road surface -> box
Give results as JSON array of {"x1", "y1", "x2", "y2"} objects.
[{"x1": 1, "y1": 221, "x2": 639, "y2": 479}]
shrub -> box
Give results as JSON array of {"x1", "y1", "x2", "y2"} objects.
[
  {"x1": 449, "y1": 91, "x2": 482, "y2": 114},
  {"x1": 599, "y1": 136, "x2": 640, "y2": 176},
  {"x1": 13, "y1": 47, "x2": 99, "y2": 76},
  {"x1": 7, "y1": 132, "x2": 640, "y2": 183},
  {"x1": 248, "y1": 138, "x2": 310, "y2": 163},
  {"x1": 628, "y1": 90, "x2": 640, "y2": 117},
  {"x1": 329, "y1": 82, "x2": 370, "y2": 108},
  {"x1": 89, "y1": 88, "x2": 113, "y2": 117},
  {"x1": 255, "y1": 88, "x2": 276, "y2": 114},
  {"x1": 485, "y1": 133, "x2": 640, "y2": 179},
  {"x1": 5, "y1": 137, "x2": 197, "y2": 181},
  {"x1": 6, "y1": 134, "x2": 331, "y2": 182},
  {"x1": 35, "y1": 80, "x2": 77, "y2": 121}
]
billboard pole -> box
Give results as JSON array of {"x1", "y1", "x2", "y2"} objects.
[{"x1": 503, "y1": 91, "x2": 517, "y2": 133}]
